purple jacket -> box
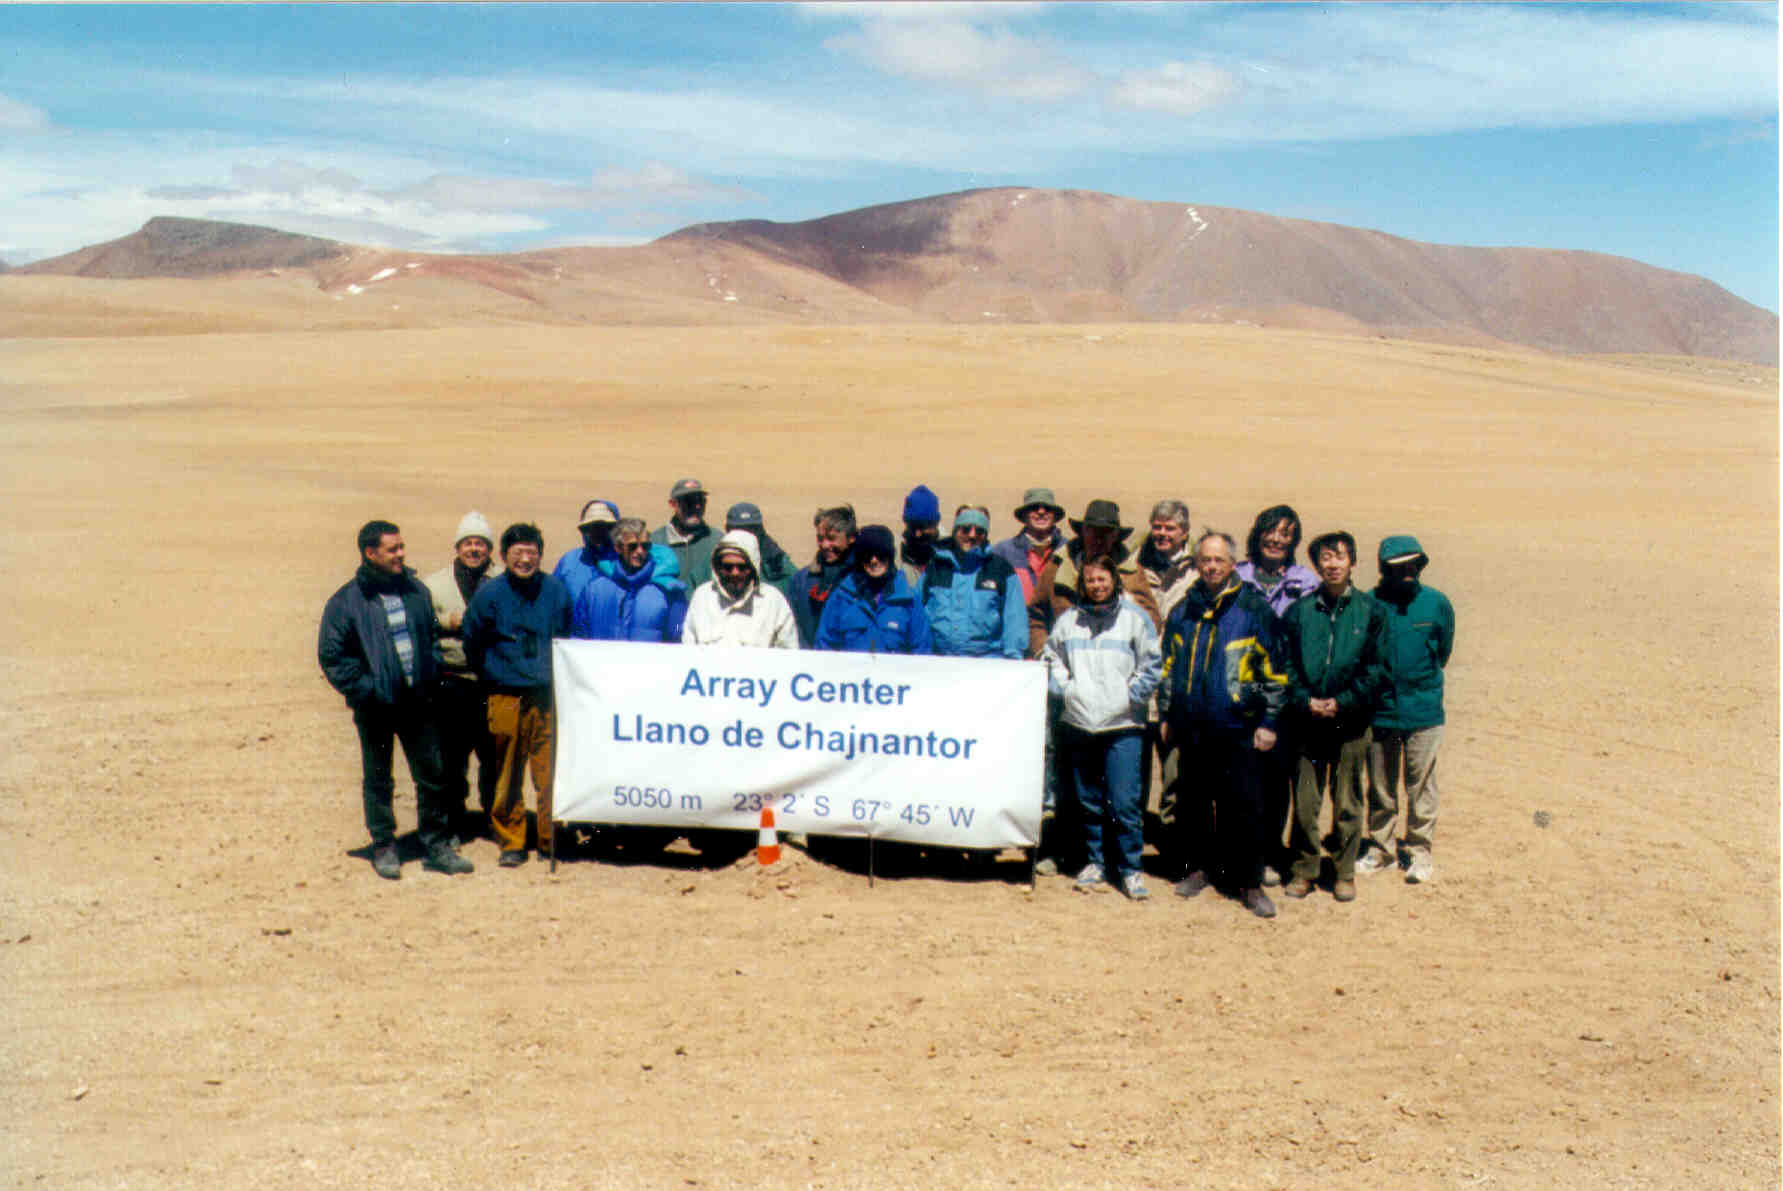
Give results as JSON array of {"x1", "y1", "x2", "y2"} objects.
[{"x1": 1234, "y1": 560, "x2": 1320, "y2": 620}]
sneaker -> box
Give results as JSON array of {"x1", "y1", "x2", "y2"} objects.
[
  {"x1": 1261, "y1": 864, "x2": 1283, "y2": 888},
  {"x1": 371, "y1": 844, "x2": 401, "y2": 880},
  {"x1": 498, "y1": 849, "x2": 528, "y2": 868},
  {"x1": 1033, "y1": 856, "x2": 1060, "y2": 877},
  {"x1": 1282, "y1": 875, "x2": 1314, "y2": 899},
  {"x1": 1074, "y1": 863, "x2": 1110, "y2": 893},
  {"x1": 1120, "y1": 872, "x2": 1150, "y2": 901},
  {"x1": 1332, "y1": 878, "x2": 1357, "y2": 902},
  {"x1": 1405, "y1": 855, "x2": 1434, "y2": 884},
  {"x1": 423, "y1": 846, "x2": 475, "y2": 876},
  {"x1": 1174, "y1": 869, "x2": 1211, "y2": 899},
  {"x1": 1356, "y1": 849, "x2": 1394, "y2": 875},
  {"x1": 1240, "y1": 887, "x2": 1277, "y2": 919}
]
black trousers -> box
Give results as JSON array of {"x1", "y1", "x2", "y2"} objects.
[
  {"x1": 436, "y1": 676, "x2": 501, "y2": 817},
  {"x1": 1170, "y1": 719, "x2": 1267, "y2": 890},
  {"x1": 352, "y1": 692, "x2": 452, "y2": 852}
]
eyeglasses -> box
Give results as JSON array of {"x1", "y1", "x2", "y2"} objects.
[
  {"x1": 955, "y1": 526, "x2": 988, "y2": 540},
  {"x1": 676, "y1": 495, "x2": 707, "y2": 510},
  {"x1": 717, "y1": 562, "x2": 751, "y2": 575},
  {"x1": 618, "y1": 540, "x2": 649, "y2": 553}
]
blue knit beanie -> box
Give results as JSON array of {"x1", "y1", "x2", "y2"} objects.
[{"x1": 902, "y1": 485, "x2": 941, "y2": 524}]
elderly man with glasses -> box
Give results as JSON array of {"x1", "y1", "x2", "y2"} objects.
[{"x1": 572, "y1": 517, "x2": 690, "y2": 643}]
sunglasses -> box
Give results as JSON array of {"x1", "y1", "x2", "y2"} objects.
[{"x1": 717, "y1": 561, "x2": 751, "y2": 575}]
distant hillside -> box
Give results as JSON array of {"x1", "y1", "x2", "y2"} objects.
[
  {"x1": 17, "y1": 216, "x2": 345, "y2": 279},
  {"x1": 666, "y1": 188, "x2": 1778, "y2": 364},
  {"x1": 13, "y1": 193, "x2": 1776, "y2": 364}
]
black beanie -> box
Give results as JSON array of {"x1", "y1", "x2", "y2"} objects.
[{"x1": 854, "y1": 524, "x2": 896, "y2": 564}]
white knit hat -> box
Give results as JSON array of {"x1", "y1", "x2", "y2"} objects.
[{"x1": 455, "y1": 510, "x2": 494, "y2": 546}]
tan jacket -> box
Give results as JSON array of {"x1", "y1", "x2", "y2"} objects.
[
  {"x1": 423, "y1": 560, "x2": 504, "y2": 673},
  {"x1": 1051, "y1": 540, "x2": 1162, "y2": 634}
]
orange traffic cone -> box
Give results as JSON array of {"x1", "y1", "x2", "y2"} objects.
[{"x1": 756, "y1": 806, "x2": 780, "y2": 866}]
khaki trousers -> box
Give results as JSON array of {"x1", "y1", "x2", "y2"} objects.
[
  {"x1": 487, "y1": 690, "x2": 555, "y2": 855},
  {"x1": 1367, "y1": 726, "x2": 1442, "y2": 861},
  {"x1": 1288, "y1": 733, "x2": 1370, "y2": 882}
]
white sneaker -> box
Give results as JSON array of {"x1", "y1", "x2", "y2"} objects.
[
  {"x1": 1356, "y1": 849, "x2": 1394, "y2": 875},
  {"x1": 1120, "y1": 872, "x2": 1150, "y2": 901},
  {"x1": 1261, "y1": 865, "x2": 1283, "y2": 887},
  {"x1": 1074, "y1": 863, "x2": 1110, "y2": 893},
  {"x1": 1405, "y1": 854, "x2": 1435, "y2": 884}
]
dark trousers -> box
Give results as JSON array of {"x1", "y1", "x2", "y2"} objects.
[
  {"x1": 437, "y1": 676, "x2": 501, "y2": 819},
  {"x1": 1170, "y1": 719, "x2": 1267, "y2": 890},
  {"x1": 352, "y1": 694, "x2": 452, "y2": 851}
]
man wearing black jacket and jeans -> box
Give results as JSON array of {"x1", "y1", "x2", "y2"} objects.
[{"x1": 318, "y1": 520, "x2": 475, "y2": 879}]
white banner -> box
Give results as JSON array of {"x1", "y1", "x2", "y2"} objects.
[{"x1": 552, "y1": 640, "x2": 1045, "y2": 849}]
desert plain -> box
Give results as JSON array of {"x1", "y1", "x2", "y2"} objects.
[{"x1": 0, "y1": 293, "x2": 1777, "y2": 1188}]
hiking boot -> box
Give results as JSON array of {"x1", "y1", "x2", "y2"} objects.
[
  {"x1": 1033, "y1": 856, "x2": 1060, "y2": 877},
  {"x1": 1240, "y1": 887, "x2": 1277, "y2": 919},
  {"x1": 423, "y1": 845, "x2": 474, "y2": 876},
  {"x1": 1405, "y1": 854, "x2": 1434, "y2": 884},
  {"x1": 498, "y1": 850, "x2": 528, "y2": 868},
  {"x1": 1174, "y1": 870, "x2": 1211, "y2": 899},
  {"x1": 1074, "y1": 863, "x2": 1110, "y2": 893},
  {"x1": 1332, "y1": 878, "x2": 1357, "y2": 902},
  {"x1": 371, "y1": 844, "x2": 401, "y2": 880},
  {"x1": 1261, "y1": 864, "x2": 1283, "y2": 888},
  {"x1": 1356, "y1": 848, "x2": 1394, "y2": 875},
  {"x1": 1282, "y1": 875, "x2": 1314, "y2": 899},
  {"x1": 1120, "y1": 872, "x2": 1150, "y2": 901}
]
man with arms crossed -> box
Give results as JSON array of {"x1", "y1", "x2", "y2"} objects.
[{"x1": 319, "y1": 520, "x2": 474, "y2": 879}]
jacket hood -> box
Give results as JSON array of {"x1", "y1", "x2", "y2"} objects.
[
  {"x1": 1377, "y1": 534, "x2": 1429, "y2": 570},
  {"x1": 709, "y1": 528, "x2": 764, "y2": 580}
]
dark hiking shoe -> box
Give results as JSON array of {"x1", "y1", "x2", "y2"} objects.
[
  {"x1": 372, "y1": 845, "x2": 401, "y2": 880},
  {"x1": 498, "y1": 850, "x2": 528, "y2": 868},
  {"x1": 1240, "y1": 888, "x2": 1277, "y2": 919},
  {"x1": 1283, "y1": 876, "x2": 1314, "y2": 899},
  {"x1": 423, "y1": 846, "x2": 474, "y2": 876},
  {"x1": 1174, "y1": 870, "x2": 1211, "y2": 899},
  {"x1": 1332, "y1": 879, "x2": 1357, "y2": 903}
]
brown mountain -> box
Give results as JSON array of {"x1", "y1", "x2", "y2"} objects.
[
  {"x1": 17, "y1": 215, "x2": 346, "y2": 279},
  {"x1": 14, "y1": 191, "x2": 1776, "y2": 364}
]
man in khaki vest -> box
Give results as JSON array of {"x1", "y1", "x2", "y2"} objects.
[{"x1": 423, "y1": 511, "x2": 504, "y2": 839}]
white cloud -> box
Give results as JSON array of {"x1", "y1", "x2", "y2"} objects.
[
  {"x1": 1108, "y1": 62, "x2": 1240, "y2": 117},
  {"x1": 0, "y1": 93, "x2": 51, "y2": 132},
  {"x1": 825, "y1": 16, "x2": 1093, "y2": 101}
]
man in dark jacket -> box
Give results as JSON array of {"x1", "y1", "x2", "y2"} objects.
[
  {"x1": 464, "y1": 522, "x2": 574, "y2": 868},
  {"x1": 1157, "y1": 531, "x2": 1288, "y2": 919},
  {"x1": 783, "y1": 504, "x2": 857, "y2": 647},
  {"x1": 318, "y1": 520, "x2": 474, "y2": 879},
  {"x1": 1360, "y1": 534, "x2": 1455, "y2": 885},
  {"x1": 723, "y1": 502, "x2": 797, "y2": 586},
  {"x1": 899, "y1": 484, "x2": 943, "y2": 588},
  {"x1": 1278, "y1": 532, "x2": 1388, "y2": 903}
]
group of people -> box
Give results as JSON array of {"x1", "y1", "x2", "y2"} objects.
[{"x1": 318, "y1": 480, "x2": 1454, "y2": 919}]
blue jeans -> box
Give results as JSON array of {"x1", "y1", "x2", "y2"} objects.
[{"x1": 1060, "y1": 725, "x2": 1145, "y2": 878}]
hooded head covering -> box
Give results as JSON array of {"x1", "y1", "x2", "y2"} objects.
[{"x1": 709, "y1": 528, "x2": 764, "y2": 584}]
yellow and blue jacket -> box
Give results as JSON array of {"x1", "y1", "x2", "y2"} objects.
[{"x1": 1158, "y1": 579, "x2": 1288, "y2": 732}]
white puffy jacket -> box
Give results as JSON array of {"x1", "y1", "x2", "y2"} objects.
[
  {"x1": 1042, "y1": 595, "x2": 1162, "y2": 733},
  {"x1": 681, "y1": 530, "x2": 800, "y2": 649}
]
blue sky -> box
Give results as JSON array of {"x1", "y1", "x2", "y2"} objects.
[{"x1": 2, "y1": 3, "x2": 1776, "y2": 310}]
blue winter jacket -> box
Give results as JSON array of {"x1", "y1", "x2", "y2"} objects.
[
  {"x1": 813, "y1": 570, "x2": 932, "y2": 655},
  {"x1": 915, "y1": 543, "x2": 1026, "y2": 659},
  {"x1": 462, "y1": 571, "x2": 573, "y2": 693},
  {"x1": 552, "y1": 542, "x2": 680, "y2": 610},
  {"x1": 572, "y1": 556, "x2": 689, "y2": 643},
  {"x1": 1157, "y1": 578, "x2": 1288, "y2": 732}
]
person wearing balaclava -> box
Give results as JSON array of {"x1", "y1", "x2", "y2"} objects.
[{"x1": 812, "y1": 524, "x2": 931, "y2": 655}]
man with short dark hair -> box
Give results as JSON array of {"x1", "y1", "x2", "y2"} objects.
[
  {"x1": 1158, "y1": 531, "x2": 1287, "y2": 919},
  {"x1": 319, "y1": 519, "x2": 474, "y2": 879},
  {"x1": 423, "y1": 511, "x2": 504, "y2": 839},
  {"x1": 651, "y1": 477, "x2": 718, "y2": 590},
  {"x1": 783, "y1": 504, "x2": 857, "y2": 647},
  {"x1": 464, "y1": 523, "x2": 573, "y2": 867},
  {"x1": 1278, "y1": 531, "x2": 1387, "y2": 904},
  {"x1": 1360, "y1": 535, "x2": 1455, "y2": 885}
]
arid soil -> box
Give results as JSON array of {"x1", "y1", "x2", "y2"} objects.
[{"x1": 0, "y1": 315, "x2": 1776, "y2": 1189}]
